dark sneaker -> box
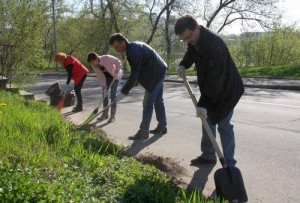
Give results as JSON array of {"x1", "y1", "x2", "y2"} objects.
[
  {"x1": 107, "y1": 117, "x2": 115, "y2": 123},
  {"x1": 72, "y1": 105, "x2": 83, "y2": 113},
  {"x1": 150, "y1": 127, "x2": 167, "y2": 134},
  {"x1": 190, "y1": 156, "x2": 217, "y2": 166},
  {"x1": 128, "y1": 131, "x2": 149, "y2": 140}
]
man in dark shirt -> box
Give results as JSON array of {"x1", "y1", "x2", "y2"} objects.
[
  {"x1": 110, "y1": 33, "x2": 167, "y2": 139},
  {"x1": 175, "y1": 15, "x2": 244, "y2": 166}
]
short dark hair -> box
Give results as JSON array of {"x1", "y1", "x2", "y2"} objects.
[
  {"x1": 109, "y1": 33, "x2": 129, "y2": 45},
  {"x1": 87, "y1": 52, "x2": 98, "y2": 63},
  {"x1": 174, "y1": 15, "x2": 198, "y2": 35}
]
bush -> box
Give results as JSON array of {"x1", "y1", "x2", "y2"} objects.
[{"x1": 228, "y1": 25, "x2": 300, "y2": 67}]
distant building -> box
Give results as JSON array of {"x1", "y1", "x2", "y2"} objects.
[{"x1": 240, "y1": 32, "x2": 265, "y2": 37}]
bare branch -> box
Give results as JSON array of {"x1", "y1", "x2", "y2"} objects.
[
  {"x1": 203, "y1": 0, "x2": 280, "y2": 32},
  {"x1": 206, "y1": 0, "x2": 236, "y2": 28},
  {"x1": 146, "y1": 0, "x2": 176, "y2": 44}
]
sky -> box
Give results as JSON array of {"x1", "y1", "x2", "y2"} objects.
[{"x1": 279, "y1": 0, "x2": 300, "y2": 23}]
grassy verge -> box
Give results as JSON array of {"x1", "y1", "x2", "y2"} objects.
[
  {"x1": 0, "y1": 91, "x2": 212, "y2": 202},
  {"x1": 238, "y1": 64, "x2": 300, "y2": 79},
  {"x1": 167, "y1": 64, "x2": 300, "y2": 79},
  {"x1": 167, "y1": 68, "x2": 196, "y2": 76}
]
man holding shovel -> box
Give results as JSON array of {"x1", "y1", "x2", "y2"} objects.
[
  {"x1": 109, "y1": 33, "x2": 167, "y2": 140},
  {"x1": 175, "y1": 15, "x2": 244, "y2": 166},
  {"x1": 87, "y1": 52, "x2": 123, "y2": 123}
]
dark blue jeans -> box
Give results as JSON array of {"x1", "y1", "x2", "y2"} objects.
[
  {"x1": 201, "y1": 110, "x2": 237, "y2": 166},
  {"x1": 139, "y1": 78, "x2": 167, "y2": 133},
  {"x1": 103, "y1": 77, "x2": 119, "y2": 110}
]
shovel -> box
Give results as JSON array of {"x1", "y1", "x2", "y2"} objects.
[
  {"x1": 181, "y1": 74, "x2": 248, "y2": 202},
  {"x1": 78, "y1": 79, "x2": 116, "y2": 128},
  {"x1": 57, "y1": 92, "x2": 65, "y2": 112},
  {"x1": 78, "y1": 99, "x2": 117, "y2": 129}
]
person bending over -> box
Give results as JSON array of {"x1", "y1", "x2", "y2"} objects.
[
  {"x1": 54, "y1": 52, "x2": 89, "y2": 113},
  {"x1": 87, "y1": 52, "x2": 123, "y2": 123},
  {"x1": 110, "y1": 33, "x2": 168, "y2": 140}
]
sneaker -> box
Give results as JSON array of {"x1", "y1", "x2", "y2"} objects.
[
  {"x1": 190, "y1": 156, "x2": 217, "y2": 166},
  {"x1": 150, "y1": 127, "x2": 167, "y2": 134},
  {"x1": 72, "y1": 105, "x2": 83, "y2": 113},
  {"x1": 128, "y1": 130, "x2": 149, "y2": 140},
  {"x1": 108, "y1": 117, "x2": 115, "y2": 123}
]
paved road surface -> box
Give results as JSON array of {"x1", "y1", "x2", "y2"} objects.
[{"x1": 30, "y1": 76, "x2": 300, "y2": 203}]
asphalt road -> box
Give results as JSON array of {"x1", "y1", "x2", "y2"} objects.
[{"x1": 30, "y1": 75, "x2": 300, "y2": 203}]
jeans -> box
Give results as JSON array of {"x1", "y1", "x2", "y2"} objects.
[
  {"x1": 201, "y1": 110, "x2": 236, "y2": 166},
  {"x1": 74, "y1": 74, "x2": 87, "y2": 106},
  {"x1": 103, "y1": 77, "x2": 119, "y2": 110},
  {"x1": 139, "y1": 78, "x2": 167, "y2": 133}
]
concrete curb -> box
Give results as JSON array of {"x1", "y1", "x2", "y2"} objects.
[
  {"x1": 39, "y1": 73, "x2": 300, "y2": 91},
  {"x1": 164, "y1": 79, "x2": 300, "y2": 91},
  {"x1": 240, "y1": 84, "x2": 300, "y2": 91}
]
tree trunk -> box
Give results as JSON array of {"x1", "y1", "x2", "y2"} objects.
[
  {"x1": 146, "y1": 0, "x2": 176, "y2": 45},
  {"x1": 107, "y1": 0, "x2": 120, "y2": 32},
  {"x1": 164, "y1": 0, "x2": 171, "y2": 67},
  {"x1": 106, "y1": 0, "x2": 128, "y2": 71}
]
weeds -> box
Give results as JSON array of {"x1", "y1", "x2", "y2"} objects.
[{"x1": 0, "y1": 91, "x2": 212, "y2": 202}]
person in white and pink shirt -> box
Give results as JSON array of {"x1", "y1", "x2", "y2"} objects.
[{"x1": 87, "y1": 52, "x2": 123, "y2": 123}]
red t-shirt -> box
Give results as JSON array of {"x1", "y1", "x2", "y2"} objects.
[{"x1": 64, "y1": 55, "x2": 89, "y2": 85}]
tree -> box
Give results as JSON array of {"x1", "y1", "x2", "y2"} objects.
[
  {"x1": 0, "y1": 0, "x2": 50, "y2": 85},
  {"x1": 87, "y1": 0, "x2": 152, "y2": 71},
  {"x1": 144, "y1": 0, "x2": 176, "y2": 44},
  {"x1": 199, "y1": 0, "x2": 280, "y2": 33},
  {"x1": 227, "y1": 24, "x2": 300, "y2": 67},
  {"x1": 40, "y1": 0, "x2": 72, "y2": 69}
]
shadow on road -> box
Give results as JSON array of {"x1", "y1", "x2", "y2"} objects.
[
  {"x1": 125, "y1": 133, "x2": 163, "y2": 156},
  {"x1": 63, "y1": 111, "x2": 75, "y2": 116},
  {"x1": 187, "y1": 164, "x2": 215, "y2": 194},
  {"x1": 79, "y1": 118, "x2": 111, "y2": 129},
  {"x1": 97, "y1": 121, "x2": 113, "y2": 128}
]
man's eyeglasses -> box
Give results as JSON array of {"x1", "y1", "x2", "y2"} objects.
[{"x1": 180, "y1": 30, "x2": 194, "y2": 42}]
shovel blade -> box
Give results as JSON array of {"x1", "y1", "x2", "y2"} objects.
[
  {"x1": 79, "y1": 112, "x2": 97, "y2": 127},
  {"x1": 214, "y1": 166, "x2": 248, "y2": 202},
  {"x1": 57, "y1": 95, "x2": 65, "y2": 112}
]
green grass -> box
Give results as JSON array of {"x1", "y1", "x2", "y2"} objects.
[
  {"x1": 0, "y1": 91, "x2": 213, "y2": 203},
  {"x1": 40, "y1": 67, "x2": 66, "y2": 73},
  {"x1": 167, "y1": 68, "x2": 196, "y2": 76},
  {"x1": 238, "y1": 64, "x2": 300, "y2": 79},
  {"x1": 167, "y1": 64, "x2": 300, "y2": 79}
]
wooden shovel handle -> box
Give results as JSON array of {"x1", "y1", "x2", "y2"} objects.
[{"x1": 182, "y1": 74, "x2": 225, "y2": 162}]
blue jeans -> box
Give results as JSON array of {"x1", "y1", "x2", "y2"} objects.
[
  {"x1": 139, "y1": 78, "x2": 167, "y2": 133},
  {"x1": 103, "y1": 77, "x2": 119, "y2": 110},
  {"x1": 201, "y1": 110, "x2": 236, "y2": 166}
]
